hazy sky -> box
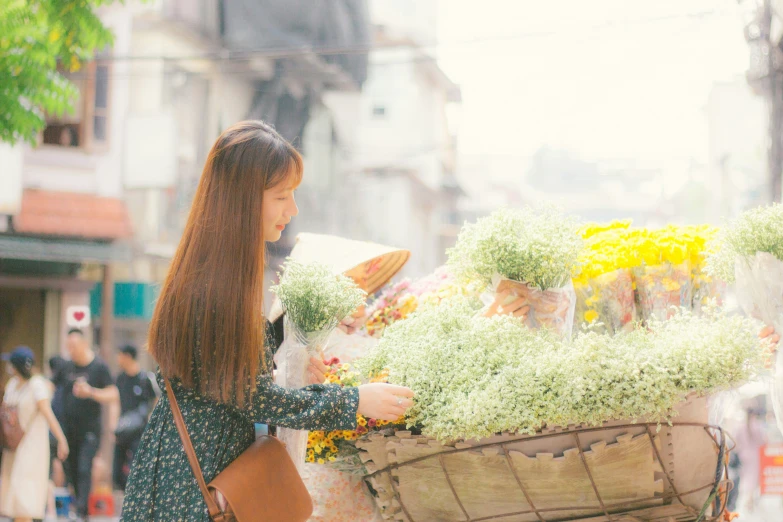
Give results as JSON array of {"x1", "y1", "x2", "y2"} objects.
[{"x1": 434, "y1": 0, "x2": 751, "y2": 166}]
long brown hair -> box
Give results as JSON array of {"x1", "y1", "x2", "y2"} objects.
[{"x1": 149, "y1": 121, "x2": 303, "y2": 407}]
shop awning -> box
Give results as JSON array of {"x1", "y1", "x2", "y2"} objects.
[
  {"x1": 14, "y1": 189, "x2": 133, "y2": 240},
  {"x1": 0, "y1": 235, "x2": 131, "y2": 264}
]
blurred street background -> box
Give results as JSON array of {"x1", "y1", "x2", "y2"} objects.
[{"x1": 3, "y1": 0, "x2": 783, "y2": 519}]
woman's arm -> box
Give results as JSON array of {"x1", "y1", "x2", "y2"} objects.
[
  {"x1": 245, "y1": 374, "x2": 360, "y2": 431},
  {"x1": 245, "y1": 376, "x2": 413, "y2": 431},
  {"x1": 38, "y1": 399, "x2": 69, "y2": 460}
]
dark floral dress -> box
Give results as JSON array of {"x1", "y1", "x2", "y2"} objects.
[{"x1": 121, "y1": 331, "x2": 359, "y2": 521}]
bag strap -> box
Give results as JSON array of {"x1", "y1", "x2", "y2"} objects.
[{"x1": 163, "y1": 377, "x2": 224, "y2": 520}]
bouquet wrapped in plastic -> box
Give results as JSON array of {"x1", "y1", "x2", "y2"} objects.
[
  {"x1": 573, "y1": 223, "x2": 719, "y2": 330},
  {"x1": 707, "y1": 204, "x2": 783, "y2": 432},
  {"x1": 447, "y1": 207, "x2": 582, "y2": 338},
  {"x1": 574, "y1": 268, "x2": 636, "y2": 334},
  {"x1": 572, "y1": 222, "x2": 637, "y2": 334},
  {"x1": 691, "y1": 255, "x2": 726, "y2": 314},
  {"x1": 270, "y1": 259, "x2": 366, "y2": 471},
  {"x1": 492, "y1": 275, "x2": 577, "y2": 336},
  {"x1": 632, "y1": 261, "x2": 693, "y2": 322},
  {"x1": 734, "y1": 253, "x2": 783, "y2": 431}
]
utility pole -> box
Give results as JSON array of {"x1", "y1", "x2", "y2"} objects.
[{"x1": 743, "y1": 0, "x2": 783, "y2": 203}]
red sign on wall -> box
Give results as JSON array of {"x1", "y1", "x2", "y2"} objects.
[{"x1": 760, "y1": 443, "x2": 783, "y2": 495}]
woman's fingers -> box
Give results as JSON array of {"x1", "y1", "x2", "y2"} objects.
[
  {"x1": 307, "y1": 368, "x2": 324, "y2": 385},
  {"x1": 385, "y1": 396, "x2": 414, "y2": 408},
  {"x1": 494, "y1": 289, "x2": 511, "y2": 302},
  {"x1": 308, "y1": 357, "x2": 329, "y2": 384},
  {"x1": 385, "y1": 385, "x2": 415, "y2": 398},
  {"x1": 310, "y1": 357, "x2": 329, "y2": 374},
  {"x1": 760, "y1": 325, "x2": 775, "y2": 338}
]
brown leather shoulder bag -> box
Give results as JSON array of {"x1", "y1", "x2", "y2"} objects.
[{"x1": 165, "y1": 378, "x2": 313, "y2": 522}]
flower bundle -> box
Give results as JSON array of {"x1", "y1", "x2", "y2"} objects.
[
  {"x1": 706, "y1": 203, "x2": 783, "y2": 284},
  {"x1": 706, "y1": 204, "x2": 783, "y2": 432},
  {"x1": 364, "y1": 266, "x2": 483, "y2": 338},
  {"x1": 307, "y1": 359, "x2": 404, "y2": 470},
  {"x1": 357, "y1": 297, "x2": 768, "y2": 442},
  {"x1": 448, "y1": 207, "x2": 582, "y2": 290},
  {"x1": 574, "y1": 223, "x2": 638, "y2": 334},
  {"x1": 270, "y1": 259, "x2": 367, "y2": 338},
  {"x1": 270, "y1": 259, "x2": 366, "y2": 471},
  {"x1": 574, "y1": 223, "x2": 721, "y2": 330},
  {"x1": 364, "y1": 280, "x2": 418, "y2": 338},
  {"x1": 447, "y1": 207, "x2": 582, "y2": 337}
]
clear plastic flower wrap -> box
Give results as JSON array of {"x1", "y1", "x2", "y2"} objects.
[
  {"x1": 573, "y1": 268, "x2": 636, "y2": 335},
  {"x1": 691, "y1": 270, "x2": 727, "y2": 315},
  {"x1": 632, "y1": 261, "x2": 693, "y2": 323},
  {"x1": 733, "y1": 252, "x2": 783, "y2": 433},
  {"x1": 270, "y1": 259, "x2": 366, "y2": 472},
  {"x1": 274, "y1": 317, "x2": 334, "y2": 473},
  {"x1": 487, "y1": 275, "x2": 576, "y2": 339}
]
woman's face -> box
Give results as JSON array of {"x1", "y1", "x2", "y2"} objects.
[{"x1": 263, "y1": 181, "x2": 299, "y2": 242}]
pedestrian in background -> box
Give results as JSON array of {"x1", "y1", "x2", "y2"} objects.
[
  {"x1": 113, "y1": 345, "x2": 158, "y2": 492},
  {"x1": 0, "y1": 346, "x2": 69, "y2": 522},
  {"x1": 61, "y1": 329, "x2": 118, "y2": 520}
]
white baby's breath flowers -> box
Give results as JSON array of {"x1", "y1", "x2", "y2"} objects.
[
  {"x1": 271, "y1": 259, "x2": 367, "y2": 334},
  {"x1": 358, "y1": 299, "x2": 768, "y2": 442},
  {"x1": 706, "y1": 203, "x2": 783, "y2": 283},
  {"x1": 446, "y1": 206, "x2": 583, "y2": 290}
]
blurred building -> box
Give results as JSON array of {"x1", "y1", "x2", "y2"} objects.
[
  {"x1": 706, "y1": 76, "x2": 767, "y2": 221},
  {"x1": 0, "y1": 4, "x2": 133, "y2": 367},
  {"x1": 457, "y1": 150, "x2": 673, "y2": 227},
  {"x1": 124, "y1": 0, "x2": 372, "y2": 315},
  {"x1": 291, "y1": 0, "x2": 465, "y2": 277}
]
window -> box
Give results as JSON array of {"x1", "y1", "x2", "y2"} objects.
[
  {"x1": 42, "y1": 61, "x2": 111, "y2": 151},
  {"x1": 372, "y1": 105, "x2": 386, "y2": 118}
]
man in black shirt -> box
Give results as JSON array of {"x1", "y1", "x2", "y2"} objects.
[
  {"x1": 62, "y1": 328, "x2": 119, "y2": 519},
  {"x1": 113, "y1": 345, "x2": 158, "y2": 491}
]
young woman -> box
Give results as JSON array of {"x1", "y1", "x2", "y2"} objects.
[
  {"x1": 121, "y1": 121, "x2": 414, "y2": 520},
  {"x1": 0, "y1": 346, "x2": 69, "y2": 522}
]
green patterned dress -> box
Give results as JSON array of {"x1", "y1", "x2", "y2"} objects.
[{"x1": 121, "y1": 333, "x2": 359, "y2": 521}]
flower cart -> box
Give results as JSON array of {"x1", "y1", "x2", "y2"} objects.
[{"x1": 358, "y1": 396, "x2": 730, "y2": 522}]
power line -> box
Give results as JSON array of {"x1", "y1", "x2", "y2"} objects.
[
  {"x1": 90, "y1": 8, "x2": 729, "y2": 64},
  {"x1": 54, "y1": 8, "x2": 732, "y2": 82}
]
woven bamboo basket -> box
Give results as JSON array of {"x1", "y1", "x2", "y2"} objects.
[{"x1": 358, "y1": 395, "x2": 731, "y2": 522}]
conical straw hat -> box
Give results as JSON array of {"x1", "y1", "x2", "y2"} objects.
[{"x1": 268, "y1": 233, "x2": 411, "y2": 322}]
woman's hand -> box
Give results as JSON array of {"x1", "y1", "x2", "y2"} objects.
[
  {"x1": 761, "y1": 325, "x2": 780, "y2": 346},
  {"x1": 57, "y1": 437, "x2": 70, "y2": 461},
  {"x1": 483, "y1": 289, "x2": 530, "y2": 320},
  {"x1": 338, "y1": 305, "x2": 368, "y2": 335},
  {"x1": 357, "y1": 383, "x2": 414, "y2": 422},
  {"x1": 307, "y1": 357, "x2": 329, "y2": 385},
  {"x1": 760, "y1": 325, "x2": 780, "y2": 369}
]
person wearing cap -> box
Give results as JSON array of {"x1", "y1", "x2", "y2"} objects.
[
  {"x1": 113, "y1": 345, "x2": 159, "y2": 492},
  {"x1": 0, "y1": 346, "x2": 69, "y2": 522}
]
